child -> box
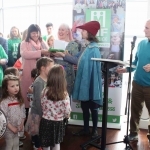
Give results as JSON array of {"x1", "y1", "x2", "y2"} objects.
[
  {"x1": 46, "y1": 35, "x2": 54, "y2": 48},
  {"x1": 7, "y1": 26, "x2": 22, "y2": 67},
  {"x1": 25, "y1": 57, "x2": 54, "y2": 150},
  {"x1": 0, "y1": 75, "x2": 25, "y2": 150},
  {"x1": 72, "y1": 21, "x2": 102, "y2": 138},
  {"x1": 39, "y1": 64, "x2": 71, "y2": 150},
  {"x1": 4, "y1": 67, "x2": 26, "y2": 145},
  {"x1": 27, "y1": 68, "x2": 38, "y2": 108}
]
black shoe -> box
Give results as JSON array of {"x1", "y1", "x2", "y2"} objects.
[
  {"x1": 91, "y1": 130, "x2": 98, "y2": 138},
  {"x1": 128, "y1": 134, "x2": 138, "y2": 141},
  {"x1": 147, "y1": 133, "x2": 150, "y2": 142},
  {"x1": 72, "y1": 129, "x2": 90, "y2": 136}
]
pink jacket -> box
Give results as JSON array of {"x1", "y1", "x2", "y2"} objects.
[{"x1": 20, "y1": 40, "x2": 48, "y2": 108}]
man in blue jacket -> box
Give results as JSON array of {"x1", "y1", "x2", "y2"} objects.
[{"x1": 117, "y1": 19, "x2": 150, "y2": 141}]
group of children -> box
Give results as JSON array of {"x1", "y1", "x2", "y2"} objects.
[{"x1": 0, "y1": 57, "x2": 71, "y2": 150}]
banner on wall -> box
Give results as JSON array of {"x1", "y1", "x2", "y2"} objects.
[
  {"x1": 71, "y1": 88, "x2": 122, "y2": 124},
  {"x1": 71, "y1": 0, "x2": 126, "y2": 129},
  {"x1": 86, "y1": 9, "x2": 111, "y2": 48}
]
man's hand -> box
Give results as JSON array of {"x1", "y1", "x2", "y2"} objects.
[
  {"x1": 116, "y1": 68, "x2": 127, "y2": 74},
  {"x1": 143, "y1": 64, "x2": 150, "y2": 72}
]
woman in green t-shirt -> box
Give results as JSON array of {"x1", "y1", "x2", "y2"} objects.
[{"x1": 8, "y1": 26, "x2": 21, "y2": 67}]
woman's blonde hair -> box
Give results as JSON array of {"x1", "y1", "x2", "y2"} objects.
[
  {"x1": 46, "y1": 35, "x2": 54, "y2": 47},
  {"x1": 22, "y1": 29, "x2": 28, "y2": 41},
  {"x1": 58, "y1": 23, "x2": 73, "y2": 41},
  {"x1": 9, "y1": 26, "x2": 22, "y2": 39}
]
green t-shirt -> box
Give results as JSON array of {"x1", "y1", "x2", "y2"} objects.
[
  {"x1": 0, "y1": 45, "x2": 8, "y2": 86},
  {"x1": 8, "y1": 38, "x2": 21, "y2": 66},
  {"x1": 8, "y1": 38, "x2": 21, "y2": 59},
  {"x1": 42, "y1": 35, "x2": 47, "y2": 42}
]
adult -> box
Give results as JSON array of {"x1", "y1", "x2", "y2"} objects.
[
  {"x1": 116, "y1": 19, "x2": 150, "y2": 141},
  {"x1": 0, "y1": 36, "x2": 8, "y2": 71},
  {"x1": 20, "y1": 24, "x2": 49, "y2": 121},
  {"x1": 0, "y1": 45, "x2": 8, "y2": 97},
  {"x1": 72, "y1": 21, "x2": 102, "y2": 138},
  {"x1": 52, "y1": 23, "x2": 81, "y2": 96},
  {"x1": 7, "y1": 26, "x2": 22, "y2": 67},
  {"x1": 42, "y1": 22, "x2": 53, "y2": 42},
  {"x1": 0, "y1": 37, "x2": 8, "y2": 55}
]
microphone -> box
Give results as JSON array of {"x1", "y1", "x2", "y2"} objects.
[{"x1": 133, "y1": 36, "x2": 137, "y2": 44}]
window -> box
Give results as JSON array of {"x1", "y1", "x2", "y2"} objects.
[
  {"x1": 39, "y1": 4, "x2": 72, "y2": 37},
  {"x1": 3, "y1": 6, "x2": 36, "y2": 36}
]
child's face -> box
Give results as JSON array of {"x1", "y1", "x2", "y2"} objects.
[
  {"x1": 31, "y1": 77, "x2": 35, "y2": 82},
  {"x1": 44, "y1": 62, "x2": 54, "y2": 76},
  {"x1": 7, "y1": 80, "x2": 19, "y2": 97},
  {"x1": 11, "y1": 28, "x2": 19, "y2": 37},
  {"x1": 48, "y1": 37, "x2": 54, "y2": 47},
  {"x1": 81, "y1": 29, "x2": 88, "y2": 39}
]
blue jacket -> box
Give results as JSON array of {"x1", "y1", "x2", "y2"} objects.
[
  {"x1": 127, "y1": 39, "x2": 150, "y2": 86},
  {"x1": 72, "y1": 42, "x2": 103, "y2": 106}
]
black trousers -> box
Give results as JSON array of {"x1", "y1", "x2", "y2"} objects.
[{"x1": 81, "y1": 101, "x2": 99, "y2": 132}]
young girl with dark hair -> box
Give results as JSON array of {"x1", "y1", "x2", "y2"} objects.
[
  {"x1": 39, "y1": 64, "x2": 71, "y2": 150},
  {"x1": 0, "y1": 75, "x2": 25, "y2": 150},
  {"x1": 25, "y1": 57, "x2": 54, "y2": 150}
]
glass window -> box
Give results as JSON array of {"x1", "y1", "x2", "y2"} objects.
[
  {"x1": 3, "y1": 0, "x2": 36, "y2": 8},
  {"x1": 125, "y1": 1, "x2": 148, "y2": 36},
  {"x1": 0, "y1": 10, "x2": 2, "y2": 33},
  {"x1": 0, "y1": 0, "x2": 2, "y2": 8},
  {"x1": 3, "y1": 6, "x2": 36, "y2": 37},
  {"x1": 39, "y1": 0, "x2": 72, "y2": 5},
  {"x1": 39, "y1": 4, "x2": 72, "y2": 38}
]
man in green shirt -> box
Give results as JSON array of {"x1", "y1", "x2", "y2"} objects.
[
  {"x1": 0, "y1": 45, "x2": 8, "y2": 97},
  {"x1": 42, "y1": 22, "x2": 53, "y2": 41}
]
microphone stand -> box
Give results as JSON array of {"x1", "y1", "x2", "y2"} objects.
[{"x1": 123, "y1": 38, "x2": 136, "y2": 149}]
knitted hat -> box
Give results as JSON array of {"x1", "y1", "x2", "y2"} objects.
[
  {"x1": 28, "y1": 24, "x2": 41, "y2": 34},
  {"x1": 76, "y1": 21, "x2": 100, "y2": 36}
]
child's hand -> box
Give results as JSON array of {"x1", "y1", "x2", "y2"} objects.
[
  {"x1": 12, "y1": 126, "x2": 18, "y2": 134},
  {"x1": 28, "y1": 87, "x2": 33, "y2": 94},
  {"x1": 7, "y1": 123, "x2": 18, "y2": 133},
  {"x1": 19, "y1": 124, "x2": 24, "y2": 132},
  {"x1": 65, "y1": 114, "x2": 70, "y2": 118}
]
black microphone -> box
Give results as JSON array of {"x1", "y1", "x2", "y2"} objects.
[{"x1": 133, "y1": 36, "x2": 137, "y2": 44}]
